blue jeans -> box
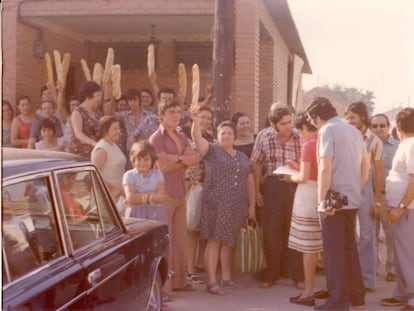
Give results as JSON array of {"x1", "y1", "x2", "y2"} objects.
[
  {"x1": 319, "y1": 209, "x2": 365, "y2": 310},
  {"x1": 357, "y1": 182, "x2": 377, "y2": 289}
]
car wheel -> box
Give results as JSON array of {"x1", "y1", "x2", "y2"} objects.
[{"x1": 147, "y1": 272, "x2": 163, "y2": 311}]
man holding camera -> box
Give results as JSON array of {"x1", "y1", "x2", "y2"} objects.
[{"x1": 305, "y1": 97, "x2": 370, "y2": 311}]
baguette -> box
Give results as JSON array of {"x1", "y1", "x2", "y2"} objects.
[
  {"x1": 61, "y1": 53, "x2": 71, "y2": 87},
  {"x1": 80, "y1": 59, "x2": 92, "y2": 81},
  {"x1": 192, "y1": 64, "x2": 200, "y2": 107},
  {"x1": 102, "y1": 47, "x2": 114, "y2": 84},
  {"x1": 178, "y1": 63, "x2": 187, "y2": 100},
  {"x1": 53, "y1": 50, "x2": 63, "y2": 85},
  {"x1": 111, "y1": 65, "x2": 122, "y2": 100},
  {"x1": 44, "y1": 52, "x2": 57, "y2": 102},
  {"x1": 147, "y1": 44, "x2": 155, "y2": 77},
  {"x1": 92, "y1": 63, "x2": 104, "y2": 85}
]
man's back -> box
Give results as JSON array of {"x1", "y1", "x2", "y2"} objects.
[{"x1": 317, "y1": 116, "x2": 366, "y2": 209}]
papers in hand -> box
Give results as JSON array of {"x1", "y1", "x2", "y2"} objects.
[{"x1": 273, "y1": 165, "x2": 299, "y2": 176}]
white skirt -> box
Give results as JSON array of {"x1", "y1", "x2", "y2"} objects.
[{"x1": 288, "y1": 181, "x2": 323, "y2": 253}]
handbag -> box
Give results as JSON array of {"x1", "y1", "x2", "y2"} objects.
[
  {"x1": 186, "y1": 184, "x2": 203, "y2": 230},
  {"x1": 233, "y1": 219, "x2": 267, "y2": 274}
]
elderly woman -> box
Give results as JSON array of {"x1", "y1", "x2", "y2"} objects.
[
  {"x1": 381, "y1": 107, "x2": 414, "y2": 310},
  {"x1": 191, "y1": 109, "x2": 255, "y2": 295},
  {"x1": 67, "y1": 81, "x2": 102, "y2": 159},
  {"x1": 231, "y1": 112, "x2": 255, "y2": 158},
  {"x1": 91, "y1": 116, "x2": 126, "y2": 202}
]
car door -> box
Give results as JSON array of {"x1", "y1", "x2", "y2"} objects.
[
  {"x1": 2, "y1": 175, "x2": 87, "y2": 311},
  {"x1": 55, "y1": 168, "x2": 148, "y2": 310}
]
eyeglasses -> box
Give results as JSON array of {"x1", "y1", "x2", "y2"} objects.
[{"x1": 371, "y1": 124, "x2": 387, "y2": 129}]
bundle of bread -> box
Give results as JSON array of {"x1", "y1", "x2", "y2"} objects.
[
  {"x1": 147, "y1": 44, "x2": 155, "y2": 78},
  {"x1": 192, "y1": 64, "x2": 200, "y2": 107},
  {"x1": 92, "y1": 63, "x2": 104, "y2": 85},
  {"x1": 178, "y1": 63, "x2": 187, "y2": 101},
  {"x1": 53, "y1": 50, "x2": 71, "y2": 88}
]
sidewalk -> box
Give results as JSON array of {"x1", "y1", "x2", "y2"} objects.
[{"x1": 167, "y1": 241, "x2": 399, "y2": 311}]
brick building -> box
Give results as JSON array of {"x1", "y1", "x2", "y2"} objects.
[{"x1": 2, "y1": 0, "x2": 311, "y2": 130}]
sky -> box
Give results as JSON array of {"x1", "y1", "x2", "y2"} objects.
[{"x1": 288, "y1": 0, "x2": 414, "y2": 113}]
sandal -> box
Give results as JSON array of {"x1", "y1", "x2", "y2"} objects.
[
  {"x1": 220, "y1": 279, "x2": 237, "y2": 289},
  {"x1": 186, "y1": 273, "x2": 205, "y2": 284},
  {"x1": 206, "y1": 283, "x2": 224, "y2": 295}
]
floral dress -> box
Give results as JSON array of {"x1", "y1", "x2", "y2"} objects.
[
  {"x1": 67, "y1": 107, "x2": 100, "y2": 159},
  {"x1": 201, "y1": 144, "x2": 251, "y2": 246}
]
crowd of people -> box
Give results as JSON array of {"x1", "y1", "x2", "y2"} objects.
[{"x1": 2, "y1": 81, "x2": 413, "y2": 311}]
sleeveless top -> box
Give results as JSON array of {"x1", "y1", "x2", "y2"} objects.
[
  {"x1": 16, "y1": 116, "x2": 37, "y2": 148},
  {"x1": 67, "y1": 106, "x2": 100, "y2": 159},
  {"x1": 91, "y1": 139, "x2": 126, "y2": 193}
]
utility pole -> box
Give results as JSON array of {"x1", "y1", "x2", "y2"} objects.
[{"x1": 211, "y1": 0, "x2": 235, "y2": 127}]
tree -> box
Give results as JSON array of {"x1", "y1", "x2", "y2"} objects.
[{"x1": 321, "y1": 84, "x2": 376, "y2": 115}]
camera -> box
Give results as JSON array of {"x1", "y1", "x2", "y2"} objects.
[{"x1": 318, "y1": 189, "x2": 348, "y2": 212}]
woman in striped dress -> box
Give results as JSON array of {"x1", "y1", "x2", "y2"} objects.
[{"x1": 285, "y1": 114, "x2": 323, "y2": 306}]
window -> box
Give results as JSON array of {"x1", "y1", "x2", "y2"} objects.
[
  {"x1": 174, "y1": 41, "x2": 213, "y2": 69},
  {"x1": 57, "y1": 170, "x2": 120, "y2": 250},
  {"x1": 2, "y1": 177, "x2": 63, "y2": 282}
]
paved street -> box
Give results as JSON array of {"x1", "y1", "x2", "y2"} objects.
[{"x1": 167, "y1": 241, "x2": 399, "y2": 311}]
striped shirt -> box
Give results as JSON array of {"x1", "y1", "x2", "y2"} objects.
[{"x1": 250, "y1": 127, "x2": 302, "y2": 176}]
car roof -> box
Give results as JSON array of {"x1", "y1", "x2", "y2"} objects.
[{"x1": 2, "y1": 148, "x2": 90, "y2": 179}]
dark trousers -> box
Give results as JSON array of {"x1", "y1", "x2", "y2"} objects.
[
  {"x1": 260, "y1": 177, "x2": 303, "y2": 283},
  {"x1": 319, "y1": 209, "x2": 365, "y2": 310}
]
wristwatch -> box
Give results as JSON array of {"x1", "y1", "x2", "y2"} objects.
[
  {"x1": 176, "y1": 155, "x2": 183, "y2": 163},
  {"x1": 399, "y1": 202, "x2": 407, "y2": 210}
]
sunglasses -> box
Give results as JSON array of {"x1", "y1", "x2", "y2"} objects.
[{"x1": 371, "y1": 124, "x2": 387, "y2": 129}]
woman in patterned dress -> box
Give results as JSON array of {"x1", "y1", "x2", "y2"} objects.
[
  {"x1": 191, "y1": 109, "x2": 256, "y2": 295},
  {"x1": 67, "y1": 81, "x2": 102, "y2": 159}
]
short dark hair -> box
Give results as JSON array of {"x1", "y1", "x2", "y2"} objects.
[
  {"x1": 305, "y1": 97, "x2": 338, "y2": 121},
  {"x1": 157, "y1": 87, "x2": 176, "y2": 100},
  {"x1": 39, "y1": 118, "x2": 56, "y2": 134},
  {"x1": 345, "y1": 101, "x2": 370, "y2": 127},
  {"x1": 231, "y1": 112, "x2": 248, "y2": 126},
  {"x1": 268, "y1": 108, "x2": 290, "y2": 125},
  {"x1": 124, "y1": 88, "x2": 140, "y2": 101},
  {"x1": 295, "y1": 113, "x2": 317, "y2": 132},
  {"x1": 16, "y1": 96, "x2": 30, "y2": 106},
  {"x1": 98, "y1": 116, "x2": 119, "y2": 138},
  {"x1": 158, "y1": 100, "x2": 182, "y2": 115},
  {"x1": 79, "y1": 81, "x2": 102, "y2": 103},
  {"x1": 129, "y1": 141, "x2": 158, "y2": 168},
  {"x1": 370, "y1": 113, "x2": 390, "y2": 126},
  {"x1": 140, "y1": 88, "x2": 154, "y2": 99},
  {"x1": 199, "y1": 104, "x2": 213, "y2": 116},
  {"x1": 217, "y1": 120, "x2": 237, "y2": 138},
  {"x1": 396, "y1": 107, "x2": 414, "y2": 134}
]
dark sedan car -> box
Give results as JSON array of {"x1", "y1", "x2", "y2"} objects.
[{"x1": 2, "y1": 148, "x2": 169, "y2": 311}]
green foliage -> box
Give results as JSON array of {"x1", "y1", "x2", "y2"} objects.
[{"x1": 321, "y1": 84, "x2": 376, "y2": 115}]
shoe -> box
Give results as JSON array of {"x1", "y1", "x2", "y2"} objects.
[
  {"x1": 186, "y1": 273, "x2": 205, "y2": 284},
  {"x1": 289, "y1": 294, "x2": 315, "y2": 306},
  {"x1": 220, "y1": 279, "x2": 237, "y2": 289},
  {"x1": 314, "y1": 289, "x2": 330, "y2": 299},
  {"x1": 206, "y1": 283, "x2": 224, "y2": 295},
  {"x1": 381, "y1": 297, "x2": 405, "y2": 306},
  {"x1": 386, "y1": 272, "x2": 396, "y2": 282},
  {"x1": 401, "y1": 305, "x2": 414, "y2": 311}
]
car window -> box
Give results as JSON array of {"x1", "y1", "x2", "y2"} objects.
[
  {"x1": 57, "y1": 170, "x2": 121, "y2": 251},
  {"x1": 2, "y1": 177, "x2": 63, "y2": 283}
]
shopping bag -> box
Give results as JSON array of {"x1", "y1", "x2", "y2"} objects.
[
  {"x1": 186, "y1": 184, "x2": 203, "y2": 230},
  {"x1": 233, "y1": 220, "x2": 267, "y2": 274}
]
